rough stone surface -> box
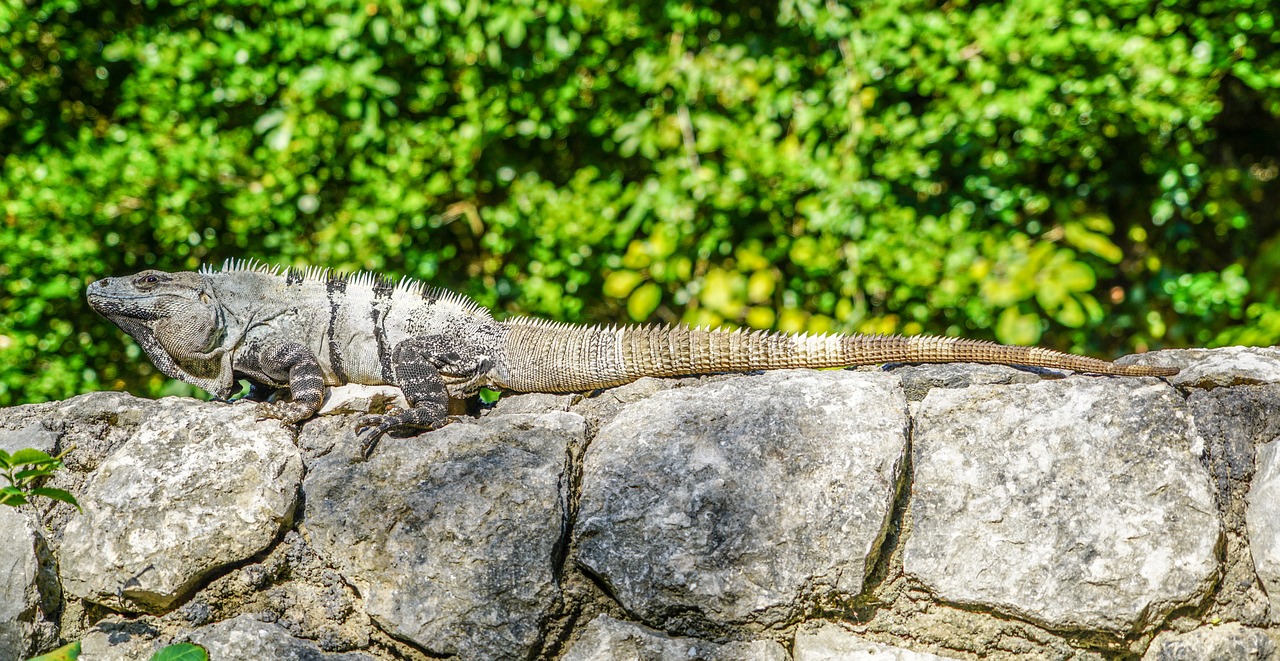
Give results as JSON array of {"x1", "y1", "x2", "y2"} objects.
[
  {"x1": 7, "y1": 350, "x2": 1280, "y2": 661},
  {"x1": 0, "y1": 421, "x2": 59, "y2": 455},
  {"x1": 183, "y1": 615, "x2": 379, "y2": 661},
  {"x1": 1118, "y1": 346, "x2": 1280, "y2": 389},
  {"x1": 906, "y1": 378, "x2": 1221, "y2": 632},
  {"x1": 0, "y1": 507, "x2": 57, "y2": 661},
  {"x1": 793, "y1": 621, "x2": 957, "y2": 660},
  {"x1": 1248, "y1": 437, "x2": 1280, "y2": 616},
  {"x1": 1142, "y1": 623, "x2": 1276, "y2": 661},
  {"x1": 59, "y1": 397, "x2": 303, "y2": 612},
  {"x1": 887, "y1": 363, "x2": 1042, "y2": 402},
  {"x1": 560, "y1": 615, "x2": 788, "y2": 661},
  {"x1": 303, "y1": 412, "x2": 580, "y2": 660},
  {"x1": 316, "y1": 384, "x2": 408, "y2": 416},
  {"x1": 1187, "y1": 385, "x2": 1280, "y2": 625},
  {"x1": 80, "y1": 614, "x2": 379, "y2": 661},
  {"x1": 576, "y1": 370, "x2": 909, "y2": 629}
]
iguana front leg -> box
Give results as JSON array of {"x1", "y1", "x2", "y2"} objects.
[
  {"x1": 235, "y1": 341, "x2": 326, "y2": 425},
  {"x1": 355, "y1": 335, "x2": 492, "y2": 457}
]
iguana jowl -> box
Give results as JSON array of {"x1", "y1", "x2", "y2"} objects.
[{"x1": 88, "y1": 260, "x2": 1179, "y2": 451}]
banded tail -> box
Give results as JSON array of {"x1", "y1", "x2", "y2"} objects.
[{"x1": 493, "y1": 319, "x2": 1178, "y2": 393}]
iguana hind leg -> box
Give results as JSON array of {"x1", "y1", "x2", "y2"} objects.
[
  {"x1": 355, "y1": 336, "x2": 491, "y2": 457},
  {"x1": 239, "y1": 341, "x2": 325, "y2": 425}
]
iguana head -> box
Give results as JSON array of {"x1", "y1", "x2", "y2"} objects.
[{"x1": 88, "y1": 270, "x2": 235, "y2": 398}]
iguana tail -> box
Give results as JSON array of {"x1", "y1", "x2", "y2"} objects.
[{"x1": 493, "y1": 319, "x2": 1178, "y2": 393}]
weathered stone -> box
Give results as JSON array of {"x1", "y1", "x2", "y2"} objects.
[
  {"x1": 0, "y1": 507, "x2": 58, "y2": 661},
  {"x1": 576, "y1": 370, "x2": 909, "y2": 629},
  {"x1": 1118, "y1": 347, "x2": 1280, "y2": 389},
  {"x1": 1142, "y1": 623, "x2": 1276, "y2": 660},
  {"x1": 1187, "y1": 385, "x2": 1280, "y2": 625},
  {"x1": 316, "y1": 384, "x2": 408, "y2": 416},
  {"x1": 793, "y1": 621, "x2": 956, "y2": 660},
  {"x1": 79, "y1": 618, "x2": 160, "y2": 661},
  {"x1": 906, "y1": 378, "x2": 1220, "y2": 632},
  {"x1": 1248, "y1": 437, "x2": 1280, "y2": 617},
  {"x1": 59, "y1": 398, "x2": 302, "y2": 612},
  {"x1": 303, "y1": 412, "x2": 580, "y2": 660},
  {"x1": 486, "y1": 391, "x2": 577, "y2": 416},
  {"x1": 887, "y1": 363, "x2": 1042, "y2": 402},
  {"x1": 561, "y1": 615, "x2": 788, "y2": 661},
  {"x1": 183, "y1": 615, "x2": 378, "y2": 661},
  {"x1": 0, "y1": 421, "x2": 58, "y2": 455},
  {"x1": 1188, "y1": 385, "x2": 1280, "y2": 505}
]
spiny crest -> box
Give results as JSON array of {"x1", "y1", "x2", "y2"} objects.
[{"x1": 202, "y1": 260, "x2": 488, "y2": 316}]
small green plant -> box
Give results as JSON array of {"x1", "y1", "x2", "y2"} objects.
[
  {"x1": 26, "y1": 641, "x2": 209, "y2": 661},
  {"x1": 25, "y1": 642, "x2": 79, "y2": 661},
  {"x1": 0, "y1": 447, "x2": 79, "y2": 510}
]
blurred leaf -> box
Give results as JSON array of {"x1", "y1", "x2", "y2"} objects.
[
  {"x1": 996, "y1": 308, "x2": 1043, "y2": 346},
  {"x1": 626, "y1": 283, "x2": 662, "y2": 321}
]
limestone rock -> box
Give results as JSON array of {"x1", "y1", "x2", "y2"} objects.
[
  {"x1": 59, "y1": 398, "x2": 302, "y2": 612},
  {"x1": 1142, "y1": 623, "x2": 1275, "y2": 660},
  {"x1": 561, "y1": 615, "x2": 788, "y2": 661},
  {"x1": 1188, "y1": 385, "x2": 1280, "y2": 504},
  {"x1": 183, "y1": 615, "x2": 378, "y2": 660},
  {"x1": 887, "y1": 363, "x2": 1042, "y2": 402},
  {"x1": 793, "y1": 621, "x2": 956, "y2": 660},
  {"x1": 0, "y1": 508, "x2": 58, "y2": 661},
  {"x1": 906, "y1": 378, "x2": 1220, "y2": 632},
  {"x1": 1118, "y1": 347, "x2": 1280, "y2": 389},
  {"x1": 1248, "y1": 437, "x2": 1280, "y2": 616},
  {"x1": 0, "y1": 421, "x2": 58, "y2": 455},
  {"x1": 575, "y1": 370, "x2": 909, "y2": 629},
  {"x1": 302, "y1": 412, "x2": 580, "y2": 660},
  {"x1": 317, "y1": 384, "x2": 408, "y2": 416}
]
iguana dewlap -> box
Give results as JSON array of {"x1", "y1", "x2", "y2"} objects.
[{"x1": 87, "y1": 260, "x2": 1178, "y2": 454}]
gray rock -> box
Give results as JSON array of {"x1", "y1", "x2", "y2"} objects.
[
  {"x1": 1117, "y1": 347, "x2": 1280, "y2": 388},
  {"x1": 1248, "y1": 437, "x2": 1280, "y2": 616},
  {"x1": 1187, "y1": 385, "x2": 1280, "y2": 625},
  {"x1": 575, "y1": 370, "x2": 909, "y2": 629},
  {"x1": 0, "y1": 421, "x2": 58, "y2": 455},
  {"x1": 79, "y1": 618, "x2": 165, "y2": 661},
  {"x1": 905, "y1": 378, "x2": 1220, "y2": 632},
  {"x1": 59, "y1": 398, "x2": 303, "y2": 612},
  {"x1": 561, "y1": 615, "x2": 788, "y2": 661},
  {"x1": 0, "y1": 508, "x2": 58, "y2": 661},
  {"x1": 1188, "y1": 385, "x2": 1280, "y2": 505},
  {"x1": 183, "y1": 615, "x2": 377, "y2": 660},
  {"x1": 887, "y1": 363, "x2": 1042, "y2": 402},
  {"x1": 486, "y1": 391, "x2": 577, "y2": 415},
  {"x1": 302, "y1": 412, "x2": 580, "y2": 660},
  {"x1": 1142, "y1": 623, "x2": 1275, "y2": 660},
  {"x1": 316, "y1": 384, "x2": 407, "y2": 416},
  {"x1": 793, "y1": 621, "x2": 956, "y2": 660}
]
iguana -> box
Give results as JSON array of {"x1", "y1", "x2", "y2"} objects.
[{"x1": 87, "y1": 260, "x2": 1179, "y2": 453}]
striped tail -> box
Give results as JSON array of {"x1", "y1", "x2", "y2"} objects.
[{"x1": 493, "y1": 318, "x2": 1178, "y2": 393}]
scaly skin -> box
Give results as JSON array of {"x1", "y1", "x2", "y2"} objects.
[{"x1": 88, "y1": 260, "x2": 1178, "y2": 456}]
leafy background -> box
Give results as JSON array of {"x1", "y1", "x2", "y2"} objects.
[{"x1": 1, "y1": 0, "x2": 1278, "y2": 404}]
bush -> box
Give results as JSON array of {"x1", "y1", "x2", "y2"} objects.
[{"x1": 2, "y1": 0, "x2": 1278, "y2": 404}]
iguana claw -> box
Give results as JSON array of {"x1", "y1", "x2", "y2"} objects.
[{"x1": 353, "y1": 407, "x2": 451, "y2": 459}]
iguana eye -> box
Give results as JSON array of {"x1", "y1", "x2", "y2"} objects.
[{"x1": 138, "y1": 274, "x2": 160, "y2": 285}]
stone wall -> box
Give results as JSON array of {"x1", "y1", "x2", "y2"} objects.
[{"x1": 3, "y1": 347, "x2": 1280, "y2": 660}]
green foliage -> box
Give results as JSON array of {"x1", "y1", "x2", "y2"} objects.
[
  {"x1": 0, "y1": 447, "x2": 79, "y2": 510},
  {"x1": 23, "y1": 642, "x2": 207, "y2": 661},
  {"x1": 148, "y1": 643, "x2": 209, "y2": 661},
  {"x1": 2, "y1": 0, "x2": 1278, "y2": 404},
  {"x1": 24, "y1": 642, "x2": 79, "y2": 661}
]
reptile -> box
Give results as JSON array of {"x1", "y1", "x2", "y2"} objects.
[{"x1": 87, "y1": 260, "x2": 1179, "y2": 454}]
